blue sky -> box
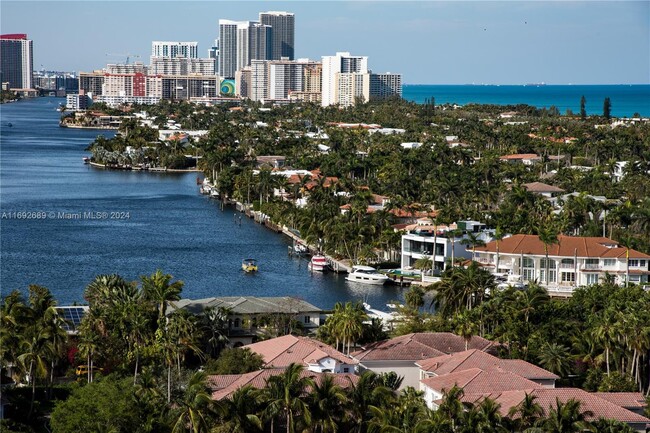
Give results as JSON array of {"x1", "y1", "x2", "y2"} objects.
[{"x1": 2, "y1": 1, "x2": 648, "y2": 84}]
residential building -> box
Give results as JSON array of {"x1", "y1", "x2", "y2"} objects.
[
  {"x1": 65, "y1": 93, "x2": 92, "y2": 110},
  {"x1": 149, "y1": 57, "x2": 216, "y2": 76},
  {"x1": 244, "y1": 334, "x2": 357, "y2": 373},
  {"x1": 106, "y1": 63, "x2": 148, "y2": 75},
  {"x1": 401, "y1": 219, "x2": 489, "y2": 273},
  {"x1": 336, "y1": 72, "x2": 370, "y2": 107},
  {"x1": 171, "y1": 296, "x2": 324, "y2": 346},
  {"x1": 79, "y1": 71, "x2": 105, "y2": 96},
  {"x1": 235, "y1": 67, "x2": 252, "y2": 98},
  {"x1": 207, "y1": 39, "x2": 219, "y2": 74},
  {"x1": 259, "y1": 11, "x2": 295, "y2": 60},
  {"x1": 369, "y1": 73, "x2": 402, "y2": 100},
  {"x1": 351, "y1": 332, "x2": 498, "y2": 389},
  {"x1": 151, "y1": 41, "x2": 198, "y2": 59},
  {"x1": 522, "y1": 181, "x2": 565, "y2": 198},
  {"x1": 218, "y1": 19, "x2": 246, "y2": 79},
  {"x1": 472, "y1": 234, "x2": 650, "y2": 291},
  {"x1": 0, "y1": 33, "x2": 33, "y2": 90},
  {"x1": 237, "y1": 21, "x2": 272, "y2": 72},
  {"x1": 321, "y1": 52, "x2": 368, "y2": 107},
  {"x1": 208, "y1": 369, "x2": 358, "y2": 400},
  {"x1": 248, "y1": 58, "x2": 319, "y2": 102},
  {"x1": 499, "y1": 153, "x2": 541, "y2": 165},
  {"x1": 416, "y1": 349, "x2": 558, "y2": 388}
]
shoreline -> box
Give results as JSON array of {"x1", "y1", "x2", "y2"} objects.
[
  {"x1": 89, "y1": 161, "x2": 201, "y2": 173},
  {"x1": 60, "y1": 124, "x2": 119, "y2": 130}
]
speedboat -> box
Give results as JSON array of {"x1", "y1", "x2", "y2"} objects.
[
  {"x1": 242, "y1": 258, "x2": 258, "y2": 273},
  {"x1": 308, "y1": 254, "x2": 329, "y2": 272},
  {"x1": 294, "y1": 243, "x2": 309, "y2": 255},
  {"x1": 345, "y1": 265, "x2": 389, "y2": 285}
]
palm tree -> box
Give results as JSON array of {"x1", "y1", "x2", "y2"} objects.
[
  {"x1": 507, "y1": 393, "x2": 544, "y2": 431},
  {"x1": 455, "y1": 314, "x2": 478, "y2": 351},
  {"x1": 142, "y1": 269, "x2": 184, "y2": 322},
  {"x1": 542, "y1": 398, "x2": 593, "y2": 433},
  {"x1": 214, "y1": 385, "x2": 263, "y2": 433},
  {"x1": 308, "y1": 374, "x2": 349, "y2": 433},
  {"x1": 616, "y1": 235, "x2": 633, "y2": 287},
  {"x1": 494, "y1": 226, "x2": 505, "y2": 273},
  {"x1": 460, "y1": 231, "x2": 485, "y2": 261},
  {"x1": 17, "y1": 324, "x2": 52, "y2": 416},
  {"x1": 591, "y1": 310, "x2": 617, "y2": 377},
  {"x1": 537, "y1": 225, "x2": 558, "y2": 286},
  {"x1": 537, "y1": 342, "x2": 572, "y2": 378},
  {"x1": 172, "y1": 371, "x2": 213, "y2": 433},
  {"x1": 264, "y1": 363, "x2": 315, "y2": 433}
]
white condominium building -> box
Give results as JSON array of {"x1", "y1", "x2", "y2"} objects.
[
  {"x1": 151, "y1": 41, "x2": 198, "y2": 59},
  {"x1": 219, "y1": 19, "x2": 247, "y2": 79},
  {"x1": 321, "y1": 52, "x2": 368, "y2": 107}
]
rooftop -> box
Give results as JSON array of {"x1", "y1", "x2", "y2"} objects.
[
  {"x1": 245, "y1": 334, "x2": 357, "y2": 368},
  {"x1": 422, "y1": 367, "x2": 542, "y2": 396},
  {"x1": 171, "y1": 296, "x2": 323, "y2": 316},
  {"x1": 352, "y1": 332, "x2": 497, "y2": 362}
]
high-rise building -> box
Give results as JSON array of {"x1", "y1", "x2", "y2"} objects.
[
  {"x1": 0, "y1": 34, "x2": 33, "y2": 90},
  {"x1": 336, "y1": 72, "x2": 370, "y2": 107},
  {"x1": 237, "y1": 21, "x2": 272, "y2": 72},
  {"x1": 219, "y1": 19, "x2": 246, "y2": 79},
  {"x1": 208, "y1": 39, "x2": 219, "y2": 75},
  {"x1": 151, "y1": 41, "x2": 198, "y2": 59},
  {"x1": 259, "y1": 11, "x2": 295, "y2": 60},
  {"x1": 369, "y1": 73, "x2": 402, "y2": 100},
  {"x1": 321, "y1": 52, "x2": 368, "y2": 107},
  {"x1": 150, "y1": 57, "x2": 215, "y2": 76}
]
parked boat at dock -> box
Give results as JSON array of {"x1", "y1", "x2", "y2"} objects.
[
  {"x1": 308, "y1": 255, "x2": 329, "y2": 272},
  {"x1": 346, "y1": 265, "x2": 389, "y2": 285}
]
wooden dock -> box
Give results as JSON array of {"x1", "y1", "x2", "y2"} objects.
[{"x1": 281, "y1": 228, "x2": 351, "y2": 273}]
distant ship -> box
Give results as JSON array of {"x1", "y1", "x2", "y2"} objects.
[{"x1": 525, "y1": 82, "x2": 546, "y2": 87}]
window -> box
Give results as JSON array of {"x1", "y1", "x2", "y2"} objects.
[
  {"x1": 304, "y1": 315, "x2": 310, "y2": 324},
  {"x1": 343, "y1": 367, "x2": 350, "y2": 373},
  {"x1": 234, "y1": 318, "x2": 240, "y2": 328},
  {"x1": 586, "y1": 274, "x2": 599, "y2": 285},
  {"x1": 603, "y1": 259, "x2": 616, "y2": 267},
  {"x1": 540, "y1": 269, "x2": 557, "y2": 283},
  {"x1": 585, "y1": 258, "x2": 599, "y2": 265},
  {"x1": 522, "y1": 257, "x2": 534, "y2": 267},
  {"x1": 628, "y1": 259, "x2": 639, "y2": 267},
  {"x1": 561, "y1": 272, "x2": 576, "y2": 283}
]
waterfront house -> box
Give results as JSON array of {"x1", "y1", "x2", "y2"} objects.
[
  {"x1": 400, "y1": 219, "x2": 490, "y2": 276},
  {"x1": 208, "y1": 369, "x2": 358, "y2": 400},
  {"x1": 171, "y1": 296, "x2": 324, "y2": 346},
  {"x1": 472, "y1": 234, "x2": 650, "y2": 293},
  {"x1": 244, "y1": 334, "x2": 357, "y2": 373},
  {"x1": 350, "y1": 332, "x2": 497, "y2": 389},
  {"x1": 416, "y1": 349, "x2": 558, "y2": 388}
]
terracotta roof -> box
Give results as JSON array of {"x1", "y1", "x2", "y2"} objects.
[
  {"x1": 352, "y1": 332, "x2": 497, "y2": 362},
  {"x1": 245, "y1": 335, "x2": 357, "y2": 368},
  {"x1": 492, "y1": 388, "x2": 650, "y2": 424},
  {"x1": 421, "y1": 368, "x2": 542, "y2": 395},
  {"x1": 592, "y1": 392, "x2": 648, "y2": 410},
  {"x1": 499, "y1": 154, "x2": 540, "y2": 160},
  {"x1": 523, "y1": 182, "x2": 565, "y2": 193},
  {"x1": 207, "y1": 369, "x2": 359, "y2": 400},
  {"x1": 475, "y1": 234, "x2": 650, "y2": 259},
  {"x1": 416, "y1": 349, "x2": 558, "y2": 381}
]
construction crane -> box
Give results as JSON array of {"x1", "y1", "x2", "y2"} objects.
[{"x1": 105, "y1": 53, "x2": 141, "y2": 65}]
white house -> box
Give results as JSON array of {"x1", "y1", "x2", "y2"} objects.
[{"x1": 472, "y1": 234, "x2": 650, "y2": 293}]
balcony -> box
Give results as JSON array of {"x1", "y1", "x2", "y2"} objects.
[
  {"x1": 581, "y1": 264, "x2": 601, "y2": 271},
  {"x1": 559, "y1": 263, "x2": 576, "y2": 269}
]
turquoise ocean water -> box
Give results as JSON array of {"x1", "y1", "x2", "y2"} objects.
[{"x1": 402, "y1": 85, "x2": 650, "y2": 118}]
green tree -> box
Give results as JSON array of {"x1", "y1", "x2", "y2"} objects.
[
  {"x1": 206, "y1": 348, "x2": 264, "y2": 374},
  {"x1": 214, "y1": 385, "x2": 263, "y2": 433},
  {"x1": 172, "y1": 371, "x2": 213, "y2": 433},
  {"x1": 141, "y1": 269, "x2": 184, "y2": 323},
  {"x1": 542, "y1": 398, "x2": 593, "y2": 433},
  {"x1": 603, "y1": 97, "x2": 612, "y2": 120},
  {"x1": 580, "y1": 95, "x2": 586, "y2": 119},
  {"x1": 263, "y1": 363, "x2": 315, "y2": 433},
  {"x1": 538, "y1": 342, "x2": 572, "y2": 378}
]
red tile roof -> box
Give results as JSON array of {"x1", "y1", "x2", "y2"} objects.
[
  {"x1": 352, "y1": 333, "x2": 497, "y2": 362},
  {"x1": 492, "y1": 388, "x2": 650, "y2": 424},
  {"x1": 475, "y1": 234, "x2": 650, "y2": 259},
  {"x1": 207, "y1": 369, "x2": 359, "y2": 400},
  {"x1": 522, "y1": 182, "x2": 565, "y2": 193},
  {"x1": 245, "y1": 335, "x2": 357, "y2": 368},
  {"x1": 416, "y1": 349, "x2": 558, "y2": 381},
  {"x1": 592, "y1": 392, "x2": 648, "y2": 410},
  {"x1": 499, "y1": 154, "x2": 540, "y2": 161},
  {"x1": 422, "y1": 368, "x2": 542, "y2": 396}
]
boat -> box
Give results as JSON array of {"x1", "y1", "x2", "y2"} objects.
[
  {"x1": 82, "y1": 157, "x2": 90, "y2": 164},
  {"x1": 345, "y1": 265, "x2": 389, "y2": 285},
  {"x1": 242, "y1": 258, "x2": 258, "y2": 273},
  {"x1": 308, "y1": 254, "x2": 329, "y2": 272},
  {"x1": 293, "y1": 243, "x2": 309, "y2": 255}
]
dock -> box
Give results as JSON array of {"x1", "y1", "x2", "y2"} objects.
[{"x1": 281, "y1": 228, "x2": 351, "y2": 273}]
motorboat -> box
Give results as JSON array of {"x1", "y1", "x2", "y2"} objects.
[
  {"x1": 82, "y1": 157, "x2": 90, "y2": 164},
  {"x1": 346, "y1": 265, "x2": 389, "y2": 285},
  {"x1": 293, "y1": 243, "x2": 309, "y2": 255},
  {"x1": 242, "y1": 258, "x2": 258, "y2": 273},
  {"x1": 308, "y1": 254, "x2": 329, "y2": 272}
]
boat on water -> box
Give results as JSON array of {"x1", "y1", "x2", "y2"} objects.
[
  {"x1": 308, "y1": 254, "x2": 329, "y2": 272},
  {"x1": 293, "y1": 243, "x2": 309, "y2": 255},
  {"x1": 82, "y1": 157, "x2": 90, "y2": 164},
  {"x1": 242, "y1": 258, "x2": 258, "y2": 273},
  {"x1": 346, "y1": 265, "x2": 389, "y2": 285}
]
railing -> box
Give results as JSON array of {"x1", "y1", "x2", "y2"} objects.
[
  {"x1": 559, "y1": 263, "x2": 576, "y2": 269},
  {"x1": 582, "y1": 263, "x2": 601, "y2": 270}
]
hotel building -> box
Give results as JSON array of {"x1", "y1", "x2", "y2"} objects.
[
  {"x1": 259, "y1": 11, "x2": 295, "y2": 60},
  {"x1": 0, "y1": 33, "x2": 33, "y2": 90}
]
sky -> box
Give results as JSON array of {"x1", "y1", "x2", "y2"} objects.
[{"x1": 1, "y1": 1, "x2": 648, "y2": 85}]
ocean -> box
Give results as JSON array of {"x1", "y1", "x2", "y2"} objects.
[{"x1": 402, "y1": 84, "x2": 650, "y2": 118}]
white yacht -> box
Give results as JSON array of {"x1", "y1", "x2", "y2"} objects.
[
  {"x1": 346, "y1": 265, "x2": 389, "y2": 285},
  {"x1": 308, "y1": 255, "x2": 329, "y2": 272}
]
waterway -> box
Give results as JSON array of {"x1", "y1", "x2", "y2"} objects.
[{"x1": 0, "y1": 98, "x2": 405, "y2": 310}]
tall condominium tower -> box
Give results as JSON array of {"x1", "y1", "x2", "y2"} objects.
[
  {"x1": 259, "y1": 11, "x2": 295, "y2": 60},
  {"x1": 219, "y1": 19, "x2": 246, "y2": 79},
  {"x1": 237, "y1": 21, "x2": 272, "y2": 72},
  {"x1": 151, "y1": 41, "x2": 198, "y2": 59},
  {"x1": 0, "y1": 34, "x2": 33, "y2": 89},
  {"x1": 321, "y1": 52, "x2": 368, "y2": 107}
]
